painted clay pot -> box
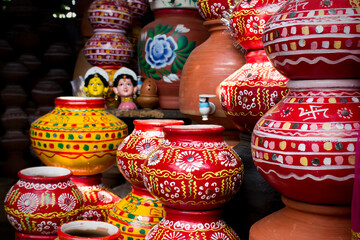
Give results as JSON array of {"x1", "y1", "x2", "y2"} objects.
[
  {"x1": 87, "y1": 0, "x2": 132, "y2": 31},
  {"x1": 262, "y1": 0, "x2": 360, "y2": 80},
  {"x1": 107, "y1": 119, "x2": 183, "y2": 239},
  {"x1": 196, "y1": 0, "x2": 235, "y2": 20},
  {"x1": 143, "y1": 124, "x2": 244, "y2": 210},
  {"x1": 30, "y1": 97, "x2": 128, "y2": 176},
  {"x1": 108, "y1": 185, "x2": 165, "y2": 240},
  {"x1": 149, "y1": 0, "x2": 197, "y2": 10},
  {"x1": 138, "y1": 8, "x2": 209, "y2": 109},
  {"x1": 179, "y1": 19, "x2": 246, "y2": 129},
  {"x1": 145, "y1": 207, "x2": 240, "y2": 240},
  {"x1": 4, "y1": 166, "x2": 84, "y2": 239},
  {"x1": 84, "y1": 29, "x2": 134, "y2": 67},
  {"x1": 116, "y1": 119, "x2": 184, "y2": 188},
  {"x1": 71, "y1": 174, "x2": 120, "y2": 222},
  {"x1": 137, "y1": 78, "x2": 159, "y2": 109},
  {"x1": 57, "y1": 220, "x2": 120, "y2": 240},
  {"x1": 229, "y1": 0, "x2": 286, "y2": 50},
  {"x1": 220, "y1": 49, "x2": 289, "y2": 132},
  {"x1": 251, "y1": 79, "x2": 360, "y2": 205}
]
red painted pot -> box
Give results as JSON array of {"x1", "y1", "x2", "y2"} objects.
[
  {"x1": 71, "y1": 174, "x2": 120, "y2": 222},
  {"x1": 57, "y1": 220, "x2": 120, "y2": 240},
  {"x1": 143, "y1": 124, "x2": 243, "y2": 210},
  {"x1": 251, "y1": 79, "x2": 360, "y2": 204},
  {"x1": 196, "y1": 0, "x2": 235, "y2": 20},
  {"x1": 220, "y1": 49, "x2": 289, "y2": 132},
  {"x1": 262, "y1": 0, "x2": 360, "y2": 79},
  {"x1": 117, "y1": 119, "x2": 184, "y2": 188},
  {"x1": 4, "y1": 166, "x2": 84, "y2": 239},
  {"x1": 145, "y1": 207, "x2": 240, "y2": 240}
]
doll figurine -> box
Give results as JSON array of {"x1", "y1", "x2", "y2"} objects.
[
  {"x1": 84, "y1": 66, "x2": 109, "y2": 98},
  {"x1": 113, "y1": 67, "x2": 138, "y2": 110}
]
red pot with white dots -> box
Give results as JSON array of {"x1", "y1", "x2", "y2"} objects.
[
  {"x1": 4, "y1": 166, "x2": 84, "y2": 240},
  {"x1": 251, "y1": 79, "x2": 360, "y2": 204},
  {"x1": 262, "y1": 0, "x2": 360, "y2": 79},
  {"x1": 143, "y1": 124, "x2": 244, "y2": 210}
]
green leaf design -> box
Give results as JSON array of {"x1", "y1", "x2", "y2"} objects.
[
  {"x1": 171, "y1": 63, "x2": 178, "y2": 73},
  {"x1": 174, "y1": 58, "x2": 183, "y2": 70},
  {"x1": 148, "y1": 28, "x2": 155, "y2": 39},
  {"x1": 155, "y1": 25, "x2": 173, "y2": 35},
  {"x1": 176, "y1": 40, "x2": 196, "y2": 54},
  {"x1": 151, "y1": 73, "x2": 161, "y2": 80},
  {"x1": 175, "y1": 35, "x2": 189, "y2": 52}
]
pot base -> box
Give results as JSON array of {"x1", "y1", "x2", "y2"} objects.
[{"x1": 249, "y1": 196, "x2": 351, "y2": 240}]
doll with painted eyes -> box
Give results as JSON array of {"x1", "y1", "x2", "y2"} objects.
[
  {"x1": 84, "y1": 67, "x2": 109, "y2": 98},
  {"x1": 113, "y1": 67, "x2": 138, "y2": 110}
]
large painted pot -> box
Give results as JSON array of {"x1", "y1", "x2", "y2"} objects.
[
  {"x1": 143, "y1": 124, "x2": 244, "y2": 210},
  {"x1": 71, "y1": 175, "x2": 120, "y2": 222},
  {"x1": 251, "y1": 79, "x2": 360, "y2": 205},
  {"x1": 145, "y1": 207, "x2": 240, "y2": 240},
  {"x1": 30, "y1": 97, "x2": 128, "y2": 176},
  {"x1": 220, "y1": 49, "x2": 289, "y2": 132},
  {"x1": 57, "y1": 220, "x2": 120, "y2": 240},
  {"x1": 4, "y1": 166, "x2": 84, "y2": 239},
  {"x1": 262, "y1": 0, "x2": 360, "y2": 79},
  {"x1": 138, "y1": 8, "x2": 209, "y2": 109},
  {"x1": 116, "y1": 119, "x2": 184, "y2": 188}
]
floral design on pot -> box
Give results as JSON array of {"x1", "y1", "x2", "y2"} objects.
[
  {"x1": 139, "y1": 24, "x2": 195, "y2": 81},
  {"x1": 4, "y1": 166, "x2": 84, "y2": 239},
  {"x1": 196, "y1": 0, "x2": 236, "y2": 20},
  {"x1": 143, "y1": 124, "x2": 244, "y2": 211}
]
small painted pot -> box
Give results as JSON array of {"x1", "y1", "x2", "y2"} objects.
[
  {"x1": 117, "y1": 119, "x2": 184, "y2": 187},
  {"x1": 71, "y1": 175, "x2": 120, "y2": 222},
  {"x1": 88, "y1": 0, "x2": 132, "y2": 31},
  {"x1": 220, "y1": 49, "x2": 289, "y2": 132},
  {"x1": 196, "y1": 0, "x2": 235, "y2": 20},
  {"x1": 229, "y1": 0, "x2": 286, "y2": 50},
  {"x1": 143, "y1": 124, "x2": 244, "y2": 210},
  {"x1": 4, "y1": 166, "x2": 84, "y2": 239},
  {"x1": 145, "y1": 207, "x2": 240, "y2": 240},
  {"x1": 57, "y1": 220, "x2": 120, "y2": 240},
  {"x1": 251, "y1": 79, "x2": 360, "y2": 204},
  {"x1": 30, "y1": 97, "x2": 128, "y2": 176},
  {"x1": 262, "y1": 0, "x2": 360, "y2": 79}
]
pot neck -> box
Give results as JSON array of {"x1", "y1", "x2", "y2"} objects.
[
  {"x1": 287, "y1": 79, "x2": 360, "y2": 91},
  {"x1": 55, "y1": 97, "x2": 105, "y2": 109},
  {"x1": 163, "y1": 124, "x2": 225, "y2": 143},
  {"x1": 163, "y1": 206, "x2": 223, "y2": 222},
  {"x1": 71, "y1": 174, "x2": 103, "y2": 186},
  {"x1": 245, "y1": 49, "x2": 269, "y2": 63},
  {"x1": 203, "y1": 19, "x2": 228, "y2": 33},
  {"x1": 153, "y1": 8, "x2": 201, "y2": 19}
]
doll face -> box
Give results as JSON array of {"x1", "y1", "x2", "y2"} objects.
[
  {"x1": 87, "y1": 77, "x2": 107, "y2": 97},
  {"x1": 115, "y1": 78, "x2": 135, "y2": 97}
]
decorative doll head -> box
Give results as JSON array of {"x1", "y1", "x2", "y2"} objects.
[
  {"x1": 84, "y1": 66, "x2": 109, "y2": 97},
  {"x1": 113, "y1": 67, "x2": 138, "y2": 98}
]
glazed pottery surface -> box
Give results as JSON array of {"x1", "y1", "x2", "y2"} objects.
[
  {"x1": 143, "y1": 124, "x2": 243, "y2": 210},
  {"x1": 137, "y1": 78, "x2": 159, "y2": 109},
  {"x1": 4, "y1": 166, "x2": 84, "y2": 239},
  {"x1": 117, "y1": 119, "x2": 184, "y2": 188},
  {"x1": 57, "y1": 220, "x2": 120, "y2": 240},
  {"x1": 179, "y1": 19, "x2": 246, "y2": 129},
  {"x1": 145, "y1": 207, "x2": 240, "y2": 240},
  {"x1": 251, "y1": 80, "x2": 360, "y2": 204},
  {"x1": 30, "y1": 97, "x2": 128, "y2": 176},
  {"x1": 138, "y1": 8, "x2": 209, "y2": 109},
  {"x1": 229, "y1": 0, "x2": 286, "y2": 50},
  {"x1": 262, "y1": 0, "x2": 360, "y2": 79},
  {"x1": 220, "y1": 49, "x2": 289, "y2": 132},
  {"x1": 249, "y1": 196, "x2": 351, "y2": 240},
  {"x1": 107, "y1": 185, "x2": 164, "y2": 240},
  {"x1": 71, "y1": 175, "x2": 120, "y2": 222},
  {"x1": 196, "y1": 0, "x2": 235, "y2": 20}
]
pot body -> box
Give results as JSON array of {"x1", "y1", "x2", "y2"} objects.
[
  {"x1": 145, "y1": 207, "x2": 240, "y2": 240},
  {"x1": 220, "y1": 49, "x2": 289, "y2": 132},
  {"x1": 30, "y1": 97, "x2": 128, "y2": 176},
  {"x1": 138, "y1": 9, "x2": 209, "y2": 109},
  {"x1": 117, "y1": 119, "x2": 184, "y2": 188},
  {"x1": 4, "y1": 166, "x2": 84, "y2": 239},
  {"x1": 143, "y1": 124, "x2": 243, "y2": 210},
  {"x1": 262, "y1": 0, "x2": 360, "y2": 79},
  {"x1": 179, "y1": 19, "x2": 246, "y2": 129},
  {"x1": 57, "y1": 220, "x2": 121, "y2": 240},
  {"x1": 251, "y1": 80, "x2": 360, "y2": 204},
  {"x1": 196, "y1": 0, "x2": 235, "y2": 20},
  {"x1": 71, "y1": 175, "x2": 120, "y2": 222}
]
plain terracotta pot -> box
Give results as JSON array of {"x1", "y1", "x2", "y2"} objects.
[
  {"x1": 249, "y1": 196, "x2": 351, "y2": 240},
  {"x1": 179, "y1": 19, "x2": 246, "y2": 129}
]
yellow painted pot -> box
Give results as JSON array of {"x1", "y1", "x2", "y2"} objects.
[{"x1": 30, "y1": 96, "x2": 128, "y2": 176}]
